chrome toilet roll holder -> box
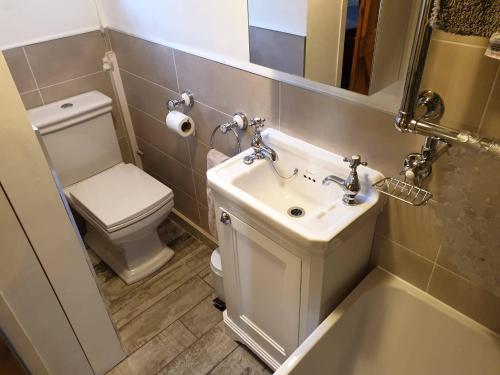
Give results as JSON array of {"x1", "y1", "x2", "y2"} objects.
[{"x1": 167, "y1": 90, "x2": 194, "y2": 112}]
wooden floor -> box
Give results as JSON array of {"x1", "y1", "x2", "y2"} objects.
[{"x1": 89, "y1": 219, "x2": 272, "y2": 375}]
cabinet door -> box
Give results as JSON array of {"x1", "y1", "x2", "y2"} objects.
[{"x1": 218, "y1": 208, "x2": 302, "y2": 363}]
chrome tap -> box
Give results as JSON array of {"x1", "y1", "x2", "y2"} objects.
[
  {"x1": 323, "y1": 155, "x2": 367, "y2": 206},
  {"x1": 402, "y1": 136, "x2": 450, "y2": 186},
  {"x1": 243, "y1": 118, "x2": 278, "y2": 164}
]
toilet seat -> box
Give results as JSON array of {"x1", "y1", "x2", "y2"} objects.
[{"x1": 65, "y1": 163, "x2": 173, "y2": 233}]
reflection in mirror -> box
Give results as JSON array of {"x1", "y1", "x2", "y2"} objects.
[{"x1": 248, "y1": 0, "x2": 413, "y2": 96}]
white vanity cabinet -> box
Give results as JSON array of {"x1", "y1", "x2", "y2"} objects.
[
  {"x1": 216, "y1": 204, "x2": 379, "y2": 370},
  {"x1": 206, "y1": 129, "x2": 385, "y2": 371},
  {"x1": 217, "y1": 208, "x2": 302, "y2": 364}
]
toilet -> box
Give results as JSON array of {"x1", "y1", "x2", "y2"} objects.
[{"x1": 29, "y1": 90, "x2": 175, "y2": 284}]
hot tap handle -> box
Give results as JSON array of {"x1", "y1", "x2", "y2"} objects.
[
  {"x1": 249, "y1": 117, "x2": 266, "y2": 129},
  {"x1": 342, "y1": 155, "x2": 368, "y2": 170}
]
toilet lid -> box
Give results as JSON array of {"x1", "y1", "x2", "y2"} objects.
[{"x1": 68, "y1": 163, "x2": 173, "y2": 231}]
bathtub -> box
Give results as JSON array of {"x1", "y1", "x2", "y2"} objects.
[{"x1": 275, "y1": 268, "x2": 500, "y2": 375}]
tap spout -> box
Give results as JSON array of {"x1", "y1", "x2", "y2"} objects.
[{"x1": 322, "y1": 175, "x2": 346, "y2": 188}]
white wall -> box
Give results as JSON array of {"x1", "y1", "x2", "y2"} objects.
[
  {"x1": 101, "y1": 0, "x2": 250, "y2": 61},
  {"x1": 0, "y1": 0, "x2": 100, "y2": 49},
  {"x1": 248, "y1": 0, "x2": 308, "y2": 36}
]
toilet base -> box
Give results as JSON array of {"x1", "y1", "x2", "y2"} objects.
[{"x1": 85, "y1": 224, "x2": 174, "y2": 285}]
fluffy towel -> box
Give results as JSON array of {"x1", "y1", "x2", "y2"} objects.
[
  {"x1": 430, "y1": 0, "x2": 500, "y2": 37},
  {"x1": 206, "y1": 149, "x2": 229, "y2": 239}
]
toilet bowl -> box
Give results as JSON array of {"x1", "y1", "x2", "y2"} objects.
[{"x1": 29, "y1": 91, "x2": 175, "y2": 284}]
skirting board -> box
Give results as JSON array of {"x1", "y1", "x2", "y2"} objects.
[{"x1": 170, "y1": 208, "x2": 218, "y2": 249}]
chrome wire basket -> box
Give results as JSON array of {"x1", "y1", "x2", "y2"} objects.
[{"x1": 372, "y1": 177, "x2": 433, "y2": 206}]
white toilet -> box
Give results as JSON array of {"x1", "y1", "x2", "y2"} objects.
[{"x1": 29, "y1": 91, "x2": 175, "y2": 284}]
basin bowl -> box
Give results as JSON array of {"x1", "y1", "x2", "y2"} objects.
[{"x1": 207, "y1": 129, "x2": 385, "y2": 243}]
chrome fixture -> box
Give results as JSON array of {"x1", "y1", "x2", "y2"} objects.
[
  {"x1": 210, "y1": 112, "x2": 248, "y2": 153},
  {"x1": 167, "y1": 91, "x2": 194, "y2": 111},
  {"x1": 396, "y1": 0, "x2": 499, "y2": 154},
  {"x1": 323, "y1": 155, "x2": 367, "y2": 206},
  {"x1": 372, "y1": 177, "x2": 433, "y2": 206},
  {"x1": 220, "y1": 211, "x2": 231, "y2": 225},
  {"x1": 372, "y1": 136, "x2": 448, "y2": 207},
  {"x1": 402, "y1": 136, "x2": 449, "y2": 186},
  {"x1": 243, "y1": 118, "x2": 278, "y2": 164}
]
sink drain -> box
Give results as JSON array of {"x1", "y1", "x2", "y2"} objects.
[{"x1": 287, "y1": 206, "x2": 305, "y2": 218}]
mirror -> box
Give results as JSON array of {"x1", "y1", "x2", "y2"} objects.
[{"x1": 248, "y1": 0, "x2": 413, "y2": 95}]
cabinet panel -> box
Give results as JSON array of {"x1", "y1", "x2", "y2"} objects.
[{"x1": 218, "y1": 208, "x2": 301, "y2": 361}]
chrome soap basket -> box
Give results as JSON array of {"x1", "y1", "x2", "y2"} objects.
[{"x1": 372, "y1": 177, "x2": 433, "y2": 206}]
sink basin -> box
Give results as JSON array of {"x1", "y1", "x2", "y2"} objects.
[{"x1": 207, "y1": 129, "x2": 385, "y2": 243}]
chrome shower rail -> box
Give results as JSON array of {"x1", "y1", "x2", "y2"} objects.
[{"x1": 395, "y1": 0, "x2": 500, "y2": 155}]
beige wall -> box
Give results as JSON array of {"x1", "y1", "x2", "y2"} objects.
[
  {"x1": 0, "y1": 184, "x2": 92, "y2": 375},
  {"x1": 1, "y1": 31, "x2": 134, "y2": 163},
  {"x1": 422, "y1": 30, "x2": 499, "y2": 139}
]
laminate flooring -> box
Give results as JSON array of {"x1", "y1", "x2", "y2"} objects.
[{"x1": 89, "y1": 219, "x2": 272, "y2": 375}]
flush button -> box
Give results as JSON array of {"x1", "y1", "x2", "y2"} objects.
[{"x1": 60, "y1": 103, "x2": 73, "y2": 109}]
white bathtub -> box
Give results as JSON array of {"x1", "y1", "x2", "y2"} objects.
[{"x1": 276, "y1": 268, "x2": 500, "y2": 375}]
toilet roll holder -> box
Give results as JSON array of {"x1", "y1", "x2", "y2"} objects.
[{"x1": 167, "y1": 91, "x2": 194, "y2": 112}]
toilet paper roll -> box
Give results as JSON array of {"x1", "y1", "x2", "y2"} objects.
[{"x1": 166, "y1": 110, "x2": 195, "y2": 137}]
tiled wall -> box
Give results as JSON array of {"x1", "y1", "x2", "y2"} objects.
[
  {"x1": 421, "y1": 30, "x2": 499, "y2": 138},
  {"x1": 108, "y1": 29, "x2": 499, "y2": 334},
  {"x1": 2, "y1": 31, "x2": 134, "y2": 163}
]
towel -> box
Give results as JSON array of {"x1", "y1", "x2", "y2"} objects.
[
  {"x1": 430, "y1": 0, "x2": 500, "y2": 37},
  {"x1": 206, "y1": 149, "x2": 229, "y2": 239}
]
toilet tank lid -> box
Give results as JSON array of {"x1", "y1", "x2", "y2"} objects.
[{"x1": 28, "y1": 91, "x2": 112, "y2": 129}]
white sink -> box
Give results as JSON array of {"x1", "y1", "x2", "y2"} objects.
[{"x1": 207, "y1": 129, "x2": 385, "y2": 243}]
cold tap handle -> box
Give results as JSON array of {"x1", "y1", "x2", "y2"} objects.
[{"x1": 342, "y1": 155, "x2": 367, "y2": 170}]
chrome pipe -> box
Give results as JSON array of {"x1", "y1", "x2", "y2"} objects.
[
  {"x1": 396, "y1": 0, "x2": 434, "y2": 129},
  {"x1": 395, "y1": 0, "x2": 500, "y2": 155}
]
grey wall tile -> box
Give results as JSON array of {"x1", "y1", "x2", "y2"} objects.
[
  {"x1": 3, "y1": 47, "x2": 37, "y2": 93},
  {"x1": 174, "y1": 50, "x2": 280, "y2": 127},
  {"x1": 121, "y1": 69, "x2": 175, "y2": 122},
  {"x1": 422, "y1": 40, "x2": 498, "y2": 132},
  {"x1": 197, "y1": 204, "x2": 210, "y2": 233},
  {"x1": 428, "y1": 266, "x2": 500, "y2": 334},
  {"x1": 25, "y1": 31, "x2": 107, "y2": 87},
  {"x1": 375, "y1": 199, "x2": 440, "y2": 261},
  {"x1": 479, "y1": 71, "x2": 500, "y2": 139},
  {"x1": 188, "y1": 137, "x2": 211, "y2": 175},
  {"x1": 20, "y1": 91, "x2": 43, "y2": 109},
  {"x1": 193, "y1": 172, "x2": 208, "y2": 206},
  {"x1": 171, "y1": 186, "x2": 201, "y2": 225},
  {"x1": 109, "y1": 30, "x2": 178, "y2": 92},
  {"x1": 280, "y1": 83, "x2": 425, "y2": 177},
  {"x1": 370, "y1": 234, "x2": 434, "y2": 290},
  {"x1": 138, "y1": 138, "x2": 196, "y2": 197},
  {"x1": 130, "y1": 105, "x2": 190, "y2": 167},
  {"x1": 249, "y1": 26, "x2": 305, "y2": 77}
]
